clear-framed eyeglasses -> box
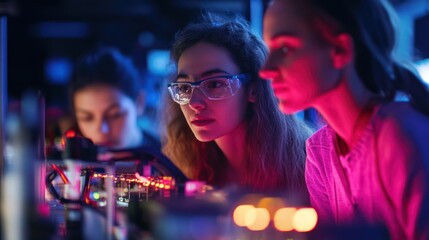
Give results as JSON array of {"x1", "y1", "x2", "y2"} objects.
[{"x1": 167, "y1": 73, "x2": 251, "y2": 105}]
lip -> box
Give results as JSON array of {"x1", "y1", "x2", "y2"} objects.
[{"x1": 191, "y1": 117, "x2": 215, "y2": 127}]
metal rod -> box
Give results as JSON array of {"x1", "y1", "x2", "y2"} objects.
[
  {"x1": 106, "y1": 163, "x2": 115, "y2": 240},
  {"x1": 0, "y1": 15, "x2": 7, "y2": 190}
]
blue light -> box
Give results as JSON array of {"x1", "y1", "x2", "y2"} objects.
[
  {"x1": 45, "y1": 57, "x2": 73, "y2": 84},
  {"x1": 147, "y1": 49, "x2": 170, "y2": 76},
  {"x1": 416, "y1": 58, "x2": 429, "y2": 86}
]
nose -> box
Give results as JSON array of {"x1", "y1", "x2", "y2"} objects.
[
  {"x1": 259, "y1": 54, "x2": 280, "y2": 81},
  {"x1": 99, "y1": 119, "x2": 110, "y2": 134},
  {"x1": 188, "y1": 88, "x2": 206, "y2": 110},
  {"x1": 259, "y1": 69, "x2": 279, "y2": 81}
]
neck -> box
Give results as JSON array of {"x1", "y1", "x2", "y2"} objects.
[
  {"x1": 215, "y1": 121, "x2": 247, "y2": 173},
  {"x1": 315, "y1": 72, "x2": 379, "y2": 152}
]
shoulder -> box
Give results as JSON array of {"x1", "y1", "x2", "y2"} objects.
[
  {"x1": 306, "y1": 125, "x2": 334, "y2": 149},
  {"x1": 305, "y1": 125, "x2": 336, "y2": 167},
  {"x1": 373, "y1": 102, "x2": 429, "y2": 170},
  {"x1": 373, "y1": 103, "x2": 429, "y2": 233},
  {"x1": 374, "y1": 102, "x2": 429, "y2": 147}
]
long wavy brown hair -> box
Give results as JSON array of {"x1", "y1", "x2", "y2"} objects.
[{"x1": 160, "y1": 14, "x2": 313, "y2": 193}]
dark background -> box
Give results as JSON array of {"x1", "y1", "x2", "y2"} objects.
[
  {"x1": 7, "y1": 0, "x2": 253, "y2": 105},
  {"x1": 3, "y1": 0, "x2": 429, "y2": 122}
]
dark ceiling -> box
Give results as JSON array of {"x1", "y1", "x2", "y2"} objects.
[
  {"x1": 4, "y1": 0, "x2": 424, "y2": 106},
  {"x1": 6, "y1": 0, "x2": 257, "y2": 107}
]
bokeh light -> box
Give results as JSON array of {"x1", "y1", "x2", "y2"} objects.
[
  {"x1": 92, "y1": 192, "x2": 100, "y2": 200},
  {"x1": 245, "y1": 208, "x2": 270, "y2": 231},
  {"x1": 273, "y1": 207, "x2": 297, "y2": 231},
  {"x1": 257, "y1": 197, "x2": 285, "y2": 220},
  {"x1": 233, "y1": 205, "x2": 254, "y2": 227},
  {"x1": 292, "y1": 208, "x2": 318, "y2": 232}
]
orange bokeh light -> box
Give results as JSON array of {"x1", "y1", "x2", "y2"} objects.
[
  {"x1": 273, "y1": 207, "x2": 297, "y2": 232},
  {"x1": 245, "y1": 208, "x2": 270, "y2": 231},
  {"x1": 233, "y1": 205, "x2": 254, "y2": 227},
  {"x1": 257, "y1": 197, "x2": 285, "y2": 220},
  {"x1": 293, "y1": 208, "x2": 318, "y2": 232}
]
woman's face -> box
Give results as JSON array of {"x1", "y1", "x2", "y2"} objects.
[
  {"x1": 177, "y1": 42, "x2": 250, "y2": 142},
  {"x1": 260, "y1": 0, "x2": 341, "y2": 114},
  {"x1": 73, "y1": 84, "x2": 141, "y2": 149}
]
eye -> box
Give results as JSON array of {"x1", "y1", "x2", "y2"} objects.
[
  {"x1": 106, "y1": 111, "x2": 126, "y2": 120},
  {"x1": 270, "y1": 41, "x2": 293, "y2": 57},
  {"x1": 281, "y1": 45, "x2": 289, "y2": 54},
  {"x1": 76, "y1": 115, "x2": 93, "y2": 122},
  {"x1": 202, "y1": 78, "x2": 228, "y2": 89},
  {"x1": 176, "y1": 84, "x2": 192, "y2": 93},
  {"x1": 276, "y1": 42, "x2": 292, "y2": 57}
]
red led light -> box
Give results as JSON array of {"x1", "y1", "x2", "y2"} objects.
[{"x1": 65, "y1": 130, "x2": 76, "y2": 138}]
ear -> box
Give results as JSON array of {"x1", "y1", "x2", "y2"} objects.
[
  {"x1": 136, "y1": 90, "x2": 146, "y2": 116},
  {"x1": 330, "y1": 33, "x2": 354, "y2": 69},
  {"x1": 247, "y1": 82, "x2": 257, "y2": 103}
]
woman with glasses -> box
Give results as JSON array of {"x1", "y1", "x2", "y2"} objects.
[
  {"x1": 161, "y1": 14, "x2": 312, "y2": 193},
  {"x1": 260, "y1": 0, "x2": 429, "y2": 238}
]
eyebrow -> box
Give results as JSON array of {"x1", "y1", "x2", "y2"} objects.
[
  {"x1": 176, "y1": 68, "x2": 232, "y2": 81},
  {"x1": 268, "y1": 32, "x2": 302, "y2": 47},
  {"x1": 76, "y1": 103, "x2": 121, "y2": 115},
  {"x1": 271, "y1": 30, "x2": 299, "y2": 39}
]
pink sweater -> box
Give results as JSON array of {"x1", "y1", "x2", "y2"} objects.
[{"x1": 305, "y1": 102, "x2": 429, "y2": 239}]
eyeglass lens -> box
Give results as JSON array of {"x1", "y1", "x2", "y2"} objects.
[{"x1": 169, "y1": 77, "x2": 239, "y2": 104}]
